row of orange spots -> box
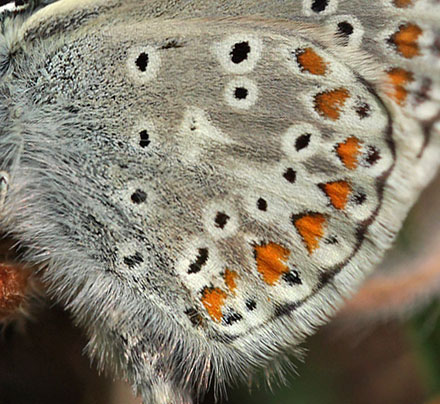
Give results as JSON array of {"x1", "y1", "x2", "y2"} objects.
[
  {"x1": 321, "y1": 181, "x2": 352, "y2": 210},
  {"x1": 255, "y1": 242, "x2": 290, "y2": 286},
  {"x1": 314, "y1": 88, "x2": 350, "y2": 121},
  {"x1": 393, "y1": 0, "x2": 415, "y2": 7},
  {"x1": 386, "y1": 67, "x2": 414, "y2": 105},
  {"x1": 389, "y1": 23, "x2": 423, "y2": 59},
  {"x1": 296, "y1": 47, "x2": 328, "y2": 76},
  {"x1": 336, "y1": 136, "x2": 362, "y2": 170},
  {"x1": 201, "y1": 287, "x2": 227, "y2": 323},
  {"x1": 293, "y1": 214, "x2": 326, "y2": 255}
]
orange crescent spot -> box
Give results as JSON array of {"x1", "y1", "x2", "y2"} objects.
[
  {"x1": 201, "y1": 287, "x2": 227, "y2": 323},
  {"x1": 293, "y1": 214, "x2": 326, "y2": 254},
  {"x1": 224, "y1": 269, "x2": 239, "y2": 294},
  {"x1": 322, "y1": 181, "x2": 352, "y2": 210},
  {"x1": 296, "y1": 47, "x2": 327, "y2": 76},
  {"x1": 314, "y1": 88, "x2": 350, "y2": 120},
  {"x1": 336, "y1": 136, "x2": 362, "y2": 170},
  {"x1": 393, "y1": 0, "x2": 414, "y2": 7},
  {"x1": 386, "y1": 68, "x2": 414, "y2": 105},
  {"x1": 390, "y1": 23, "x2": 423, "y2": 59},
  {"x1": 255, "y1": 243, "x2": 290, "y2": 286}
]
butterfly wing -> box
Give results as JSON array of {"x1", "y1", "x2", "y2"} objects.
[{"x1": 0, "y1": 0, "x2": 439, "y2": 402}]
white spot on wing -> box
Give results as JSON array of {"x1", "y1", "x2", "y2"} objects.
[
  {"x1": 214, "y1": 34, "x2": 262, "y2": 74},
  {"x1": 126, "y1": 45, "x2": 161, "y2": 83},
  {"x1": 224, "y1": 78, "x2": 258, "y2": 110}
]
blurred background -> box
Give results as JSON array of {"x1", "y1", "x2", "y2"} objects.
[{"x1": 0, "y1": 172, "x2": 439, "y2": 404}]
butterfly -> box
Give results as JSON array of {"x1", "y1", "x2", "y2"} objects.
[{"x1": 0, "y1": 0, "x2": 439, "y2": 403}]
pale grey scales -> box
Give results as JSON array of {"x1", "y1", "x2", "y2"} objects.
[{"x1": 0, "y1": 0, "x2": 439, "y2": 403}]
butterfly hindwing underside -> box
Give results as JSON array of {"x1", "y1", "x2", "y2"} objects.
[{"x1": 0, "y1": 0, "x2": 439, "y2": 402}]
